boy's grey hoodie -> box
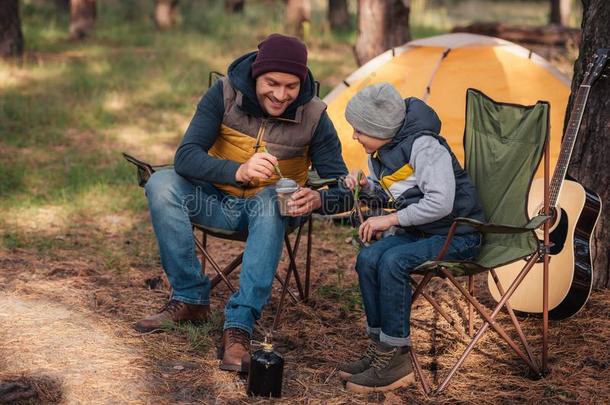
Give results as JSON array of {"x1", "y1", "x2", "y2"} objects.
[{"x1": 362, "y1": 97, "x2": 485, "y2": 235}]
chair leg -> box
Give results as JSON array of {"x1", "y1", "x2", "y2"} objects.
[
  {"x1": 410, "y1": 276, "x2": 466, "y2": 338},
  {"x1": 435, "y1": 257, "x2": 542, "y2": 394},
  {"x1": 200, "y1": 230, "x2": 207, "y2": 274},
  {"x1": 305, "y1": 215, "x2": 313, "y2": 301},
  {"x1": 543, "y1": 243, "x2": 550, "y2": 373},
  {"x1": 209, "y1": 253, "x2": 243, "y2": 289},
  {"x1": 468, "y1": 275, "x2": 474, "y2": 337},
  {"x1": 272, "y1": 220, "x2": 310, "y2": 331},
  {"x1": 284, "y1": 232, "x2": 305, "y2": 300},
  {"x1": 272, "y1": 258, "x2": 295, "y2": 332},
  {"x1": 412, "y1": 272, "x2": 434, "y2": 303},
  {"x1": 193, "y1": 235, "x2": 236, "y2": 293},
  {"x1": 410, "y1": 345, "x2": 430, "y2": 397},
  {"x1": 490, "y1": 269, "x2": 538, "y2": 369}
]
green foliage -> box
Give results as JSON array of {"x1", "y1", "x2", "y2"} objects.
[
  {"x1": 1, "y1": 0, "x2": 569, "y2": 260},
  {"x1": 169, "y1": 310, "x2": 223, "y2": 353},
  {"x1": 316, "y1": 282, "x2": 362, "y2": 314}
]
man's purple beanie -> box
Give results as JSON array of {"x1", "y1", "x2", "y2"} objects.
[{"x1": 251, "y1": 33, "x2": 308, "y2": 83}]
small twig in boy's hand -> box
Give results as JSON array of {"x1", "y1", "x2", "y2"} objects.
[
  {"x1": 353, "y1": 170, "x2": 365, "y2": 225},
  {"x1": 351, "y1": 170, "x2": 369, "y2": 247}
]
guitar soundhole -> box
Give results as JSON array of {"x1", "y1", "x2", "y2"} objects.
[{"x1": 541, "y1": 208, "x2": 568, "y2": 255}]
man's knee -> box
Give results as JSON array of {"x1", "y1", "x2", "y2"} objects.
[
  {"x1": 246, "y1": 187, "x2": 284, "y2": 227},
  {"x1": 144, "y1": 170, "x2": 189, "y2": 210}
]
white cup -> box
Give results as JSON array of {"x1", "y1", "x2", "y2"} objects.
[{"x1": 275, "y1": 178, "x2": 299, "y2": 216}]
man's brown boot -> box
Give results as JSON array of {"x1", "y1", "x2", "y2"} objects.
[
  {"x1": 219, "y1": 328, "x2": 251, "y2": 372},
  {"x1": 134, "y1": 299, "x2": 209, "y2": 333}
]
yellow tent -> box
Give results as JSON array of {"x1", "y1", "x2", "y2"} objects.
[{"x1": 324, "y1": 33, "x2": 570, "y2": 176}]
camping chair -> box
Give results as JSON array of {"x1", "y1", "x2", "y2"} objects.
[
  {"x1": 406, "y1": 88, "x2": 552, "y2": 395},
  {"x1": 123, "y1": 153, "x2": 336, "y2": 332}
]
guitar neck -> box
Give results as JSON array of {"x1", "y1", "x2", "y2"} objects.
[{"x1": 549, "y1": 84, "x2": 591, "y2": 207}]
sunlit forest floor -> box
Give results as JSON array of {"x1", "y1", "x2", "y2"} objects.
[{"x1": 1, "y1": 0, "x2": 607, "y2": 403}]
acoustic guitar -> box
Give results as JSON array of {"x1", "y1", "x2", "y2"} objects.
[{"x1": 488, "y1": 48, "x2": 607, "y2": 320}]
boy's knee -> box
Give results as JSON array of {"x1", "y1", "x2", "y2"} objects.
[
  {"x1": 356, "y1": 248, "x2": 381, "y2": 274},
  {"x1": 378, "y1": 252, "x2": 416, "y2": 282}
]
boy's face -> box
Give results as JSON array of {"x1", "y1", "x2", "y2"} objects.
[
  {"x1": 352, "y1": 129, "x2": 391, "y2": 154},
  {"x1": 255, "y1": 72, "x2": 301, "y2": 117}
]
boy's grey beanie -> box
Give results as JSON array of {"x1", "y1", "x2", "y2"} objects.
[{"x1": 345, "y1": 82, "x2": 406, "y2": 139}]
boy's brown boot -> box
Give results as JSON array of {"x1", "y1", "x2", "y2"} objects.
[
  {"x1": 345, "y1": 343, "x2": 415, "y2": 393},
  {"x1": 134, "y1": 300, "x2": 209, "y2": 333},
  {"x1": 337, "y1": 342, "x2": 376, "y2": 381}
]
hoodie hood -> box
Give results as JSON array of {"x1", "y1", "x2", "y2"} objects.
[
  {"x1": 227, "y1": 51, "x2": 317, "y2": 119},
  {"x1": 385, "y1": 97, "x2": 442, "y2": 148}
]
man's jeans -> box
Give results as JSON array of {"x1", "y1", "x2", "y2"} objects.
[
  {"x1": 355, "y1": 231, "x2": 482, "y2": 346},
  {"x1": 145, "y1": 169, "x2": 288, "y2": 335}
]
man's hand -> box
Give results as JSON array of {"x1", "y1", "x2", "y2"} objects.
[
  {"x1": 235, "y1": 153, "x2": 278, "y2": 183},
  {"x1": 359, "y1": 214, "x2": 399, "y2": 243},
  {"x1": 344, "y1": 170, "x2": 368, "y2": 191},
  {"x1": 286, "y1": 187, "x2": 322, "y2": 217}
]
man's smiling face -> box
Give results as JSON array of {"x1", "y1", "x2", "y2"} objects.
[{"x1": 255, "y1": 71, "x2": 301, "y2": 117}]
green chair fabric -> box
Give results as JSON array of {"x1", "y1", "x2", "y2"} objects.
[{"x1": 415, "y1": 88, "x2": 550, "y2": 276}]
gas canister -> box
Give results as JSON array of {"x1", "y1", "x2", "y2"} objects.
[{"x1": 246, "y1": 338, "x2": 284, "y2": 398}]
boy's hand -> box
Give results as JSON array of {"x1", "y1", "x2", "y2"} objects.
[
  {"x1": 344, "y1": 170, "x2": 368, "y2": 191},
  {"x1": 359, "y1": 214, "x2": 399, "y2": 243},
  {"x1": 286, "y1": 187, "x2": 322, "y2": 216},
  {"x1": 236, "y1": 153, "x2": 278, "y2": 182}
]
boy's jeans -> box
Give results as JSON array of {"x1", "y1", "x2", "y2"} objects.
[
  {"x1": 145, "y1": 169, "x2": 288, "y2": 335},
  {"x1": 355, "y1": 231, "x2": 482, "y2": 346}
]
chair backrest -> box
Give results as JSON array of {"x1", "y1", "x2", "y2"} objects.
[{"x1": 464, "y1": 89, "x2": 549, "y2": 269}]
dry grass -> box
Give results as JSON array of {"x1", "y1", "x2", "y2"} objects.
[{"x1": 0, "y1": 220, "x2": 609, "y2": 404}]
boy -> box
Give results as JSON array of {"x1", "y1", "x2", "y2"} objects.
[{"x1": 340, "y1": 83, "x2": 485, "y2": 393}]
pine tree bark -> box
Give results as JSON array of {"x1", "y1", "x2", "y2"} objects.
[
  {"x1": 565, "y1": 0, "x2": 610, "y2": 289},
  {"x1": 328, "y1": 0, "x2": 349, "y2": 31},
  {"x1": 285, "y1": 0, "x2": 311, "y2": 39},
  {"x1": 69, "y1": 0, "x2": 96, "y2": 39},
  {"x1": 354, "y1": 0, "x2": 410, "y2": 66},
  {"x1": 550, "y1": 0, "x2": 572, "y2": 26},
  {"x1": 225, "y1": 0, "x2": 245, "y2": 13},
  {"x1": 154, "y1": 0, "x2": 179, "y2": 30},
  {"x1": 0, "y1": 0, "x2": 24, "y2": 58}
]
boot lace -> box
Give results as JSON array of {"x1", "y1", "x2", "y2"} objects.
[
  {"x1": 370, "y1": 346, "x2": 397, "y2": 370},
  {"x1": 159, "y1": 300, "x2": 184, "y2": 315},
  {"x1": 362, "y1": 343, "x2": 376, "y2": 361},
  {"x1": 227, "y1": 328, "x2": 250, "y2": 348}
]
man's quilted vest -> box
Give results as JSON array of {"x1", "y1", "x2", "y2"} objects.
[{"x1": 208, "y1": 77, "x2": 327, "y2": 197}]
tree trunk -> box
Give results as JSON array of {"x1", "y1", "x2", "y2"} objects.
[
  {"x1": 328, "y1": 0, "x2": 349, "y2": 31},
  {"x1": 225, "y1": 0, "x2": 245, "y2": 13},
  {"x1": 69, "y1": 0, "x2": 96, "y2": 39},
  {"x1": 550, "y1": 0, "x2": 572, "y2": 26},
  {"x1": 565, "y1": 0, "x2": 610, "y2": 289},
  {"x1": 354, "y1": 0, "x2": 410, "y2": 66},
  {"x1": 52, "y1": 0, "x2": 70, "y2": 11},
  {"x1": 0, "y1": 0, "x2": 24, "y2": 58},
  {"x1": 285, "y1": 0, "x2": 311, "y2": 39},
  {"x1": 154, "y1": 0, "x2": 179, "y2": 30}
]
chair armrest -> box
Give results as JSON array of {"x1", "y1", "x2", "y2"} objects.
[
  {"x1": 306, "y1": 170, "x2": 338, "y2": 190},
  {"x1": 452, "y1": 214, "x2": 551, "y2": 234},
  {"x1": 122, "y1": 152, "x2": 172, "y2": 188}
]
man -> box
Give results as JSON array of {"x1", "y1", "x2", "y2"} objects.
[{"x1": 135, "y1": 34, "x2": 349, "y2": 372}]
